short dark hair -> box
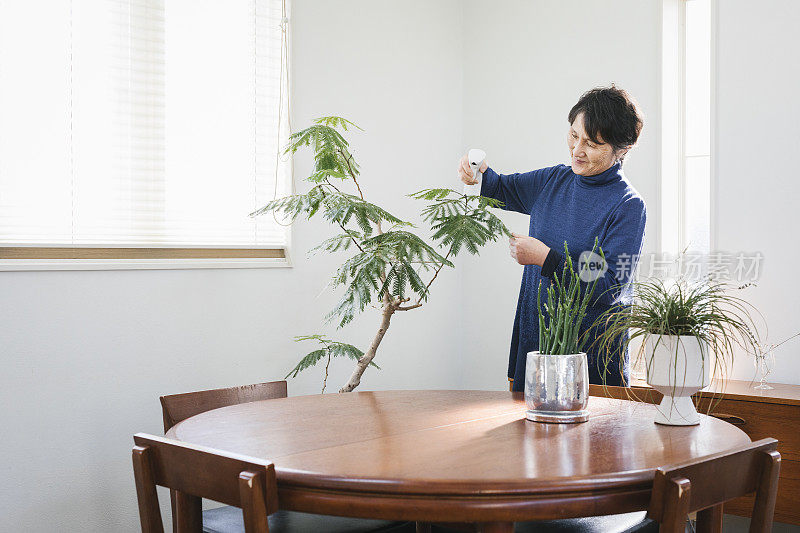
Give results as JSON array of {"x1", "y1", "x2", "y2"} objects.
[{"x1": 568, "y1": 85, "x2": 643, "y2": 161}]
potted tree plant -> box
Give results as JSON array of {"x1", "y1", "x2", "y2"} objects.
[
  {"x1": 525, "y1": 238, "x2": 605, "y2": 423},
  {"x1": 591, "y1": 276, "x2": 763, "y2": 425},
  {"x1": 251, "y1": 116, "x2": 510, "y2": 393}
]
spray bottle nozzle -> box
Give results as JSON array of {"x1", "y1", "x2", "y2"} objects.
[{"x1": 464, "y1": 148, "x2": 486, "y2": 196}]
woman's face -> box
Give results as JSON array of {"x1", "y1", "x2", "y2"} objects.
[{"x1": 567, "y1": 112, "x2": 623, "y2": 176}]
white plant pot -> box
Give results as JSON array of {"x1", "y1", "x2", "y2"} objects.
[{"x1": 645, "y1": 335, "x2": 711, "y2": 426}]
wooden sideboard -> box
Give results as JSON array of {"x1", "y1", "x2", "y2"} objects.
[{"x1": 589, "y1": 380, "x2": 800, "y2": 525}]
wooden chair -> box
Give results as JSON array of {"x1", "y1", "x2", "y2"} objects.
[
  {"x1": 160, "y1": 380, "x2": 289, "y2": 432},
  {"x1": 133, "y1": 433, "x2": 277, "y2": 533},
  {"x1": 133, "y1": 433, "x2": 413, "y2": 533},
  {"x1": 160, "y1": 381, "x2": 288, "y2": 532},
  {"x1": 158, "y1": 381, "x2": 411, "y2": 533},
  {"x1": 647, "y1": 437, "x2": 780, "y2": 533},
  {"x1": 509, "y1": 438, "x2": 781, "y2": 533}
]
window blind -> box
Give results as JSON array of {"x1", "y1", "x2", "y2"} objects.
[{"x1": 0, "y1": 0, "x2": 291, "y2": 250}]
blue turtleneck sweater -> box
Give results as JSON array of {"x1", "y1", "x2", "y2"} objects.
[{"x1": 480, "y1": 161, "x2": 647, "y2": 390}]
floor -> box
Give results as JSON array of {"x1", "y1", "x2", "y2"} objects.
[{"x1": 722, "y1": 515, "x2": 800, "y2": 532}]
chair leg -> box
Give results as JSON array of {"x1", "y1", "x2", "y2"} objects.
[
  {"x1": 132, "y1": 446, "x2": 165, "y2": 533},
  {"x1": 696, "y1": 504, "x2": 723, "y2": 533},
  {"x1": 749, "y1": 450, "x2": 781, "y2": 533},
  {"x1": 661, "y1": 476, "x2": 692, "y2": 533},
  {"x1": 170, "y1": 489, "x2": 178, "y2": 533},
  {"x1": 175, "y1": 492, "x2": 202, "y2": 533},
  {"x1": 240, "y1": 471, "x2": 270, "y2": 533}
]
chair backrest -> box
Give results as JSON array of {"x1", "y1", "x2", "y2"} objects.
[
  {"x1": 132, "y1": 433, "x2": 279, "y2": 533},
  {"x1": 160, "y1": 380, "x2": 288, "y2": 431},
  {"x1": 648, "y1": 438, "x2": 781, "y2": 533}
]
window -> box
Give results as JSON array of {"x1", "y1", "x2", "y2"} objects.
[
  {"x1": 0, "y1": 0, "x2": 291, "y2": 269},
  {"x1": 631, "y1": 0, "x2": 713, "y2": 382},
  {"x1": 660, "y1": 0, "x2": 713, "y2": 263}
]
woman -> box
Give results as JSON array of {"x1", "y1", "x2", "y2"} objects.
[{"x1": 458, "y1": 85, "x2": 647, "y2": 391}]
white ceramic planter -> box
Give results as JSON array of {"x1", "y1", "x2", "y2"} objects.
[{"x1": 645, "y1": 334, "x2": 711, "y2": 425}]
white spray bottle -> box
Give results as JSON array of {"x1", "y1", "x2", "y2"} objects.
[{"x1": 464, "y1": 148, "x2": 486, "y2": 196}]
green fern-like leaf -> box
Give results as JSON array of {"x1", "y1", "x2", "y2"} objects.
[
  {"x1": 285, "y1": 349, "x2": 328, "y2": 378},
  {"x1": 249, "y1": 185, "x2": 327, "y2": 220},
  {"x1": 362, "y1": 230, "x2": 449, "y2": 267},
  {"x1": 308, "y1": 168, "x2": 347, "y2": 183},
  {"x1": 319, "y1": 191, "x2": 411, "y2": 236},
  {"x1": 408, "y1": 188, "x2": 454, "y2": 201},
  {"x1": 326, "y1": 251, "x2": 387, "y2": 328},
  {"x1": 410, "y1": 188, "x2": 506, "y2": 211},
  {"x1": 285, "y1": 334, "x2": 378, "y2": 379},
  {"x1": 411, "y1": 188, "x2": 511, "y2": 256},
  {"x1": 363, "y1": 230, "x2": 450, "y2": 302},
  {"x1": 313, "y1": 116, "x2": 363, "y2": 131},
  {"x1": 284, "y1": 117, "x2": 362, "y2": 180},
  {"x1": 308, "y1": 230, "x2": 364, "y2": 255}
]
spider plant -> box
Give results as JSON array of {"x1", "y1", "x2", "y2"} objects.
[{"x1": 589, "y1": 275, "x2": 765, "y2": 409}]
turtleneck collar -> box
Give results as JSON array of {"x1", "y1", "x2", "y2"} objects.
[{"x1": 573, "y1": 161, "x2": 623, "y2": 188}]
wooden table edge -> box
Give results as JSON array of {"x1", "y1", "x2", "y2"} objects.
[
  {"x1": 274, "y1": 468, "x2": 659, "y2": 496},
  {"x1": 275, "y1": 482, "x2": 655, "y2": 522}
]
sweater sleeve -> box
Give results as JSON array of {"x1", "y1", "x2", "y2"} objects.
[
  {"x1": 480, "y1": 165, "x2": 557, "y2": 215},
  {"x1": 541, "y1": 196, "x2": 647, "y2": 307}
]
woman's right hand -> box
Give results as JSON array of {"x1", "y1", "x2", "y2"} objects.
[{"x1": 458, "y1": 153, "x2": 489, "y2": 185}]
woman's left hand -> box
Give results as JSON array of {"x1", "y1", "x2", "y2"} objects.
[{"x1": 509, "y1": 233, "x2": 551, "y2": 266}]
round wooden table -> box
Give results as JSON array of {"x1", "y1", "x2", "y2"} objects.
[{"x1": 166, "y1": 390, "x2": 750, "y2": 532}]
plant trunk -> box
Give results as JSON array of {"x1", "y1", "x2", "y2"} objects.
[{"x1": 339, "y1": 304, "x2": 395, "y2": 393}]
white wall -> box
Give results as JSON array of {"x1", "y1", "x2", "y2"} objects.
[
  {"x1": 2, "y1": 1, "x2": 798, "y2": 531},
  {"x1": 715, "y1": 0, "x2": 800, "y2": 383},
  {"x1": 457, "y1": 0, "x2": 662, "y2": 389},
  {"x1": 0, "y1": 1, "x2": 463, "y2": 530}
]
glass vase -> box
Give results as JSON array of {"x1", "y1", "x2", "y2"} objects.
[{"x1": 753, "y1": 342, "x2": 775, "y2": 390}]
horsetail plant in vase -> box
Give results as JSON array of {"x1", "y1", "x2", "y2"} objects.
[
  {"x1": 525, "y1": 238, "x2": 605, "y2": 424},
  {"x1": 592, "y1": 276, "x2": 763, "y2": 426},
  {"x1": 250, "y1": 116, "x2": 510, "y2": 393}
]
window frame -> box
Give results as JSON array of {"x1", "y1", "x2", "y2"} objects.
[{"x1": 0, "y1": 244, "x2": 291, "y2": 271}]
